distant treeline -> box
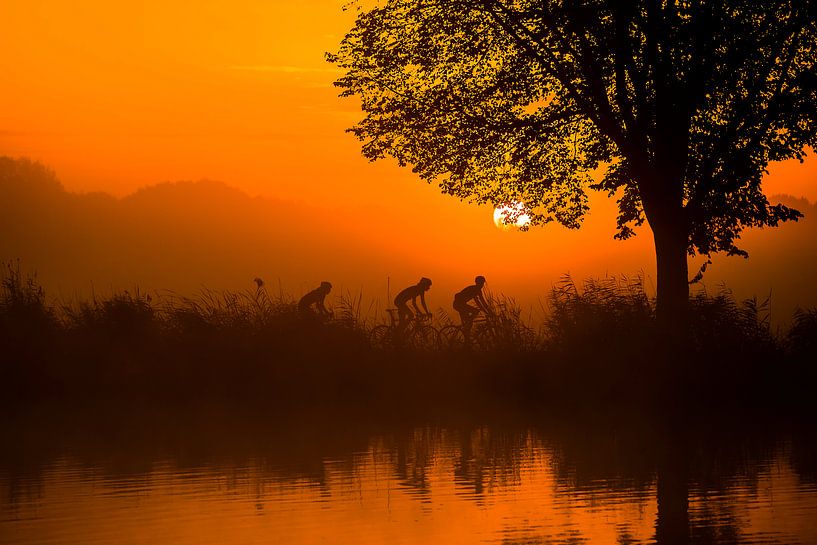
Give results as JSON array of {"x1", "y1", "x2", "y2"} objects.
[{"x1": 1, "y1": 261, "x2": 816, "y2": 412}]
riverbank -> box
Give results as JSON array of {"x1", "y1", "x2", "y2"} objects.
[{"x1": 2, "y1": 263, "x2": 815, "y2": 413}]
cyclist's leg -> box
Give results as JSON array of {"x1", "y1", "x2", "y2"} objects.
[
  {"x1": 465, "y1": 304, "x2": 480, "y2": 323},
  {"x1": 299, "y1": 302, "x2": 320, "y2": 323},
  {"x1": 455, "y1": 302, "x2": 479, "y2": 339},
  {"x1": 454, "y1": 302, "x2": 468, "y2": 327},
  {"x1": 397, "y1": 303, "x2": 413, "y2": 334}
]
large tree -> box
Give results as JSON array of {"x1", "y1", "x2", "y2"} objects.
[{"x1": 329, "y1": 0, "x2": 817, "y2": 329}]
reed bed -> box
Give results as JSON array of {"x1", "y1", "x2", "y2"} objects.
[{"x1": 2, "y1": 262, "x2": 815, "y2": 410}]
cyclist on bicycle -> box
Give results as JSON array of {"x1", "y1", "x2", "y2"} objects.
[
  {"x1": 454, "y1": 275, "x2": 491, "y2": 333},
  {"x1": 299, "y1": 281, "x2": 333, "y2": 319},
  {"x1": 394, "y1": 277, "x2": 432, "y2": 329}
]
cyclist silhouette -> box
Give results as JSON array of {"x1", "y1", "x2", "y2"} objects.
[
  {"x1": 298, "y1": 281, "x2": 332, "y2": 318},
  {"x1": 454, "y1": 276, "x2": 490, "y2": 332},
  {"x1": 394, "y1": 277, "x2": 432, "y2": 329}
]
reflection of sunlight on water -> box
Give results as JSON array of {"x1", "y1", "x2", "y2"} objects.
[{"x1": 1, "y1": 432, "x2": 816, "y2": 545}]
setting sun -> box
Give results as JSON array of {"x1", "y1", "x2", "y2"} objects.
[{"x1": 493, "y1": 201, "x2": 532, "y2": 229}]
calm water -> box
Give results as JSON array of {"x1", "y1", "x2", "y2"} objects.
[{"x1": 1, "y1": 406, "x2": 816, "y2": 545}]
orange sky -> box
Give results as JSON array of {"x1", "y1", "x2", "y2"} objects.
[
  {"x1": 0, "y1": 0, "x2": 407, "y2": 206},
  {"x1": 1, "y1": 0, "x2": 814, "y2": 205},
  {"x1": 1, "y1": 0, "x2": 815, "y2": 315}
]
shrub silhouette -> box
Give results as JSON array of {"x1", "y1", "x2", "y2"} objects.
[
  {"x1": 787, "y1": 308, "x2": 817, "y2": 404},
  {"x1": 0, "y1": 261, "x2": 59, "y2": 388},
  {"x1": 1, "y1": 260, "x2": 56, "y2": 337},
  {"x1": 790, "y1": 308, "x2": 817, "y2": 359},
  {"x1": 546, "y1": 275, "x2": 654, "y2": 352}
]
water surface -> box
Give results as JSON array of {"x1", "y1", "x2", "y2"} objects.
[{"x1": 2, "y1": 406, "x2": 816, "y2": 544}]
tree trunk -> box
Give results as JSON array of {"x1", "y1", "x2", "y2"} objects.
[
  {"x1": 634, "y1": 163, "x2": 689, "y2": 338},
  {"x1": 652, "y1": 220, "x2": 690, "y2": 334}
]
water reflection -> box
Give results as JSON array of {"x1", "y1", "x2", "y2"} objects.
[{"x1": 1, "y1": 405, "x2": 816, "y2": 544}]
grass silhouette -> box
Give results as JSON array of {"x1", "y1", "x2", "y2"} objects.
[{"x1": 2, "y1": 262, "x2": 815, "y2": 412}]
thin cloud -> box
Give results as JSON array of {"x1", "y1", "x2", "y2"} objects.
[{"x1": 228, "y1": 65, "x2": 342, "y2": 74}]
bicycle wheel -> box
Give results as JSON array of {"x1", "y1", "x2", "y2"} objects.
[
  {"x1": 369, "y1": 325, "x2": 393, "y2": 349},
  {"x1": 472, "y1": 322, "x2": 499, "y2": 351},
  {"x1": 439, "y1": 325, "x2": 466, "y2": 350},
  {"x1": 411, "y1": 325, "x2": 440, "y2": 350}
]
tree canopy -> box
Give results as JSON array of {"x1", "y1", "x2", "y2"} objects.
[{"x1": 329, "y1": 0, "x2": 817, "y2": 261}]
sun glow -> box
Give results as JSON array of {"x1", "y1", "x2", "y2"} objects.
[{"x1": 493, "y1": 201, "x2": 532, "y2": 229}]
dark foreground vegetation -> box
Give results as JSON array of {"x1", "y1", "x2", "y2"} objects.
[{"x1": 2, "y1": 262, "x2": 816, "y2": 414}]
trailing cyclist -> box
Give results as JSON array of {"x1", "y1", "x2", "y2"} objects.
[
  {"x1": 394, "y1": 277, "x2": 432, "y2": 332},
  {"x1": 298, "y1": 281, "x2": 333, "y2": 319}
]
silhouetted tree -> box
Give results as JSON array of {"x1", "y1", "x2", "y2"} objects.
[{"x1": 329, "y1": 0, "x2": 817, "y2": 330}]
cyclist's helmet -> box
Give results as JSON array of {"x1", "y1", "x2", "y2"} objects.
[
  {"x1": 475, "y1": 275, "x2": 486, "y2": 285},
  {"x1": 320, "y1": 281, "x2": 332, "y2": 291},
  {"x1": 419, "y1": 277, "x2": 432, "y2": 288}
]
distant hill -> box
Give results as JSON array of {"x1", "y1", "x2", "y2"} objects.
[{"x1": 0, "y1": 157, "x2": 403, "y2": 301}]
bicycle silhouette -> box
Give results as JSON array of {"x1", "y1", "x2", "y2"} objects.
[
  {"x1": 369, "y1": 309, "x2": 439, "y2": 350},
  {"x1": 439, "y1": 314, "x2": 500, "y2": 351},
  {"x1": 439, "y1": 311, "x2": 532, "y2": 351}
]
